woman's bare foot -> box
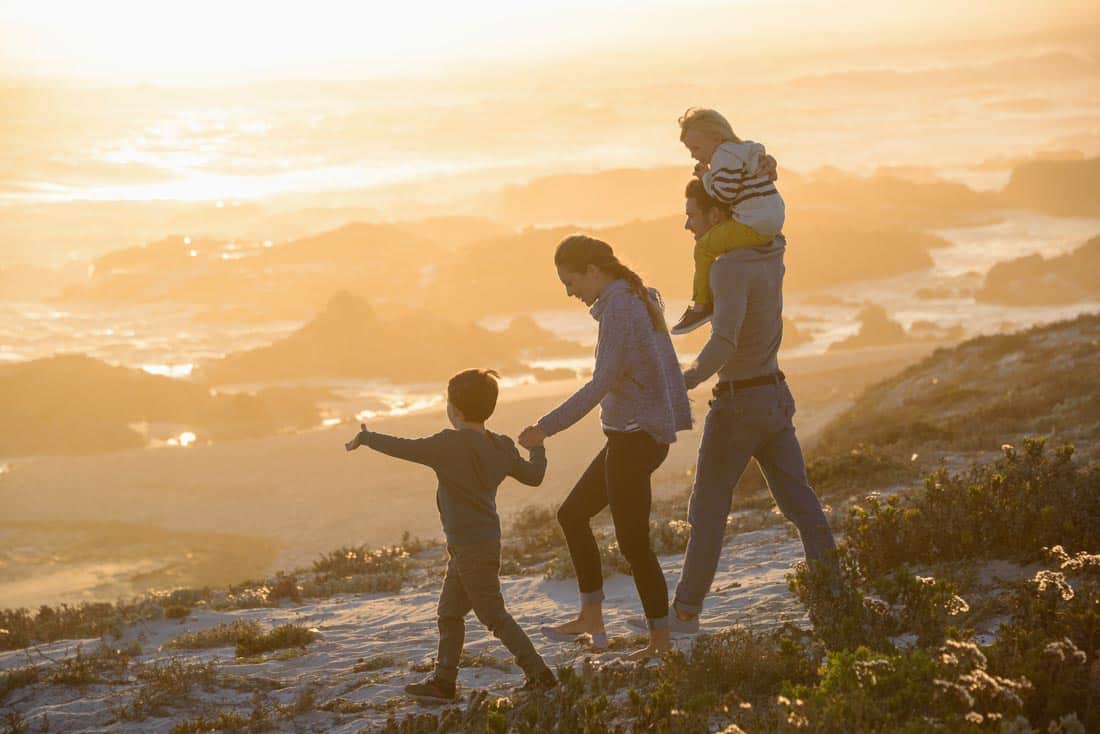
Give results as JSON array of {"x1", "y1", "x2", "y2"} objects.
[
  {"x1": 552, "y1": 617, "x2": 604, "y2": 636},
  {"x1": 552, "y1": 601, "x2": 605, "y2": 637},
  {"x1": 625, "y1": 626, "x2": 671, "y2": 661}
]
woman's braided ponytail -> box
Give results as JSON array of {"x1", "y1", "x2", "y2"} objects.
[{"x1": 554, "y1": 235, "x2": 667, "y2": 332}]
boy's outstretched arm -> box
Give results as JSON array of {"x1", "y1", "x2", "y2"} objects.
[
  {"x1": 346, "y1": 423, "x2": 448, "y2": 469},
  {"x1": 509, "y1": 443, "x2": 547, "y2": 487}
]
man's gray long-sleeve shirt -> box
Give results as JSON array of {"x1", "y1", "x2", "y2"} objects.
[
  {"x1": 358, "y1": 428, "x2": 546, "y2": 545},
  {"x1": 683, "y1": 235, "x2": 786, "y2": 390}
]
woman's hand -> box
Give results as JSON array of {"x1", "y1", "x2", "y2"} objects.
[
  {"x1": 345, "y1": 423, "x2": 368, "y2": 451},
  {"x1": 518, "y1": 425, "x2": 546, "y2": 449}
]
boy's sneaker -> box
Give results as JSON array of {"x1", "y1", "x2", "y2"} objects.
[
  {"x1": 671, "y1": 305, "x2": 714, "y2": 335},
  {"x1": 511, "y1": 668, "x2": 558, "y2": 694},
  {"x1": 404, "y1": 676, "x2": 456, "y2": 703},
  {"x1": 626, "y1": 614, "x2": 700, "y2": 635}
]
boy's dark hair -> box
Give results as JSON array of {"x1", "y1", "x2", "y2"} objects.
[
  {"x1": 448, "y1": 368, "x2": 500, "y2": 423},
  {"x1": 685, "y1": 178, "x2": 731, "y2": 218}
]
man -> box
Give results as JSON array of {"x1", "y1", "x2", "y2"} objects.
[{"x1": 634, "y1": 179, "x2": 837, "y2": 634}]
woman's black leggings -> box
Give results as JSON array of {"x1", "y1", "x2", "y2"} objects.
[{"x1": 557, "y1": 430, "x2": 670, "y2": 622}]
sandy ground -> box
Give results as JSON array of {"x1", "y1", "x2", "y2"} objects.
[
  {"x1": 0, "y1": 521, "x2": 812, "y2": 733},
  {"x1": 0, "y1": 342, "x2": 939, "y2": 608}
]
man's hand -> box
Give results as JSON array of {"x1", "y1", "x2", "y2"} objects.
[
  {"x1": 345, "y1": 423, "x2": 368, "y2": 452},
  {"x1": 693, "y1": 161, "x2": 709, "y2": 178},
  {"x1": 518, "y1": 425, "x2": 546, "y2": 449}
]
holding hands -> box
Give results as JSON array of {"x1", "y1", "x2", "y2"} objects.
[
  {"x1": 345, "y1": 423, "x2": 368, "y2": 451},
  {"x1": 518, "y1": 425, "x2": 546, "y2": 450}
]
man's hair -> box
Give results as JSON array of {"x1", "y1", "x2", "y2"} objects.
[
  {"x1": 448, "y1": 368, "x2": 500, "y2": 423},
  {"x1": 685, "y1": 179, "x2": 730, "y2": 218},
  {"x1": 678, "y1": 107, "x2": 740, "y2": 143}
]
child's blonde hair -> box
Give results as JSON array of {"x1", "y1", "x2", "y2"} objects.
[{"x1": 678, "y1": 107, "x2": 740, "y2": 144}]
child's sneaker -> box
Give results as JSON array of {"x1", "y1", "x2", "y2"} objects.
[
  {"x1": 511, "y1": 668, "x2": 558, "y2": 694},
  {"x1": 404, "y1": 676, "x2": 456, "y2": 703},
  {"x1": 671, "y1": 305, "x2": 713, "y2": 335}
]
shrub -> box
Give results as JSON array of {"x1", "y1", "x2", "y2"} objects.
[
  {"x1": 807, "y1": 446, "x2": 916, "y2": 501},
  {"x1": 165, "y1": 620, "x2": 263, "y2": 650},
  {"x1": 163, "y1": 604, "x2": 191, "y2": 620},
  {"x1": 47, "y1": 644, "x2": 135, "y2": 687},
  {"x1": 1, "y1": 666, "x2": 40, "y2": 701},
  {"x1": 789, "y1": 548, "x2": 972, "y2": 650},
  {"x1": 169, "y1": 710, "x2": 251, "y2": 734},
  {"x1": 352, "y1": 654, "x2": 400, "y2": 673},
  {"x1": 984, "y1": 548, "x2": 1100, "y2": 731},
  {"x1": 235, "y1": 624, "x2": 318, "y2": 658},
  {"x1": 845, "y1": 440, "x2": 1099, "y2": 576},
  {"x1": 0, "y1": 600, "x2": 161, "y2": 651},
  {"x1": 115, "y1": 659, "x2": 220, "y2": 721},
  {"x1": 311, "y1": 544, "x2": 414, "y2": 593}
]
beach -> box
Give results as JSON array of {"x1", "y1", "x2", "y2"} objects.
[{"x1": 0, "y1": 342, "x2": 936, "y2": 609}]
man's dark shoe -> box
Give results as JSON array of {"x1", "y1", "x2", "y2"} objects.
[
  {"x1": 671, "y1": 305, "x2": 714, "y2": 335},
  {"x1": 404, "y1": 676, "x2": 456, "y2": 703},
  {"x1": 512, "y1": 669, "x2": 558, "y2": 694}
]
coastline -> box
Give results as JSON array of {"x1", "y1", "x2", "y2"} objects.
[{"x1": 0, "y1": 341, "x2": 940, "y2": 609}]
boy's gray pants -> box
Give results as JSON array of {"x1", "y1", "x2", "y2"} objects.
[
  {"x1": 674, "y1": 381, "x2": 837, "y2": 615},
  {"x1": 434, "y1": 539, "x2": 550, "y2": 685}
]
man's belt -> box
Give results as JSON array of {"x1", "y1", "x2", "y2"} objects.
[{"x1": 712, "y1": 371, "x2": 786, "y2": 397}]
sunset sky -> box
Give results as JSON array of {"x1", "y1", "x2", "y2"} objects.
[{"x1": 3, "y1": 0, "x2": 1098, "y2": 82}]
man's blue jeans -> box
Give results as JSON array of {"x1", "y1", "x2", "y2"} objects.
[{"x1": 674, "y1": 381, "x2": 836, "y2": 615}]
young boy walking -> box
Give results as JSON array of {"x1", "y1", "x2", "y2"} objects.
[{"x1": 345, "y1": 368, "x2": 557, "y2": 701}]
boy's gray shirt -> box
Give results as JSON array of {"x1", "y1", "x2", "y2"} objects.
[
  {"x1": 359, "y1": 428, "x2": 546, "y2": 545},
  {"x1": 537, "y1": 279, "x2": 691, "y2": 443},
  {"x1": 683, "y1": 235, "x2": 786, "y2": 389}
]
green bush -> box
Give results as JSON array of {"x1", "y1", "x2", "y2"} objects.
[
  {"x1": 807, "y1": 446, "x2": 917, "y2": 501},
  {"x1": 165, "y1": 620, "x2": 263, "y2": 650},
  {"x1": 0, "y1": 600, "x2": 161, "y2": 651},
  {"x1": 46, "y1": 644, "x2": 135, "y2": 687},
  {"x1": 114, "y1": 659, "x2": 220, "y2": 721},
  {"x1": 845, "y1": 440, "x2": 1099, "y2": 577},
  {"x1": 235, "y1": 624, "x2": 318, "y2": 658},
  {"x1": 984, "y1": 548, "x2": 1100, "y2": 731},
  {"x1": 1, "y1": 666, "x2": 40, "y2": 701},
  {"x1": 310, "y1": 542, "x2": 416, "y2": 594}
]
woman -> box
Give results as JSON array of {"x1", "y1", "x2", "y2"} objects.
[{"x1": 519, "y1": 234, "x2": 691, "y2": 659}]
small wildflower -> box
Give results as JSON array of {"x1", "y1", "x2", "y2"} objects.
[
  {"x1": 1033, "y1": 570, "x2": 1075, "y2": 600},
  {"x1": 966, "y1": 712, "x2": 984, "y2": 724},
  {"x1": 854, "y1": 659, "x2": 894, "y2": 686},
  {"x1": 946, "y1": 595, "x2": 970, "y2": 615},
  {"x1": 1044, "y1": 638, "x2": 1087, "y2": 665},
  {"x1": 1045, "y1": 545, "x2": 1100, "y2": 571}
]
